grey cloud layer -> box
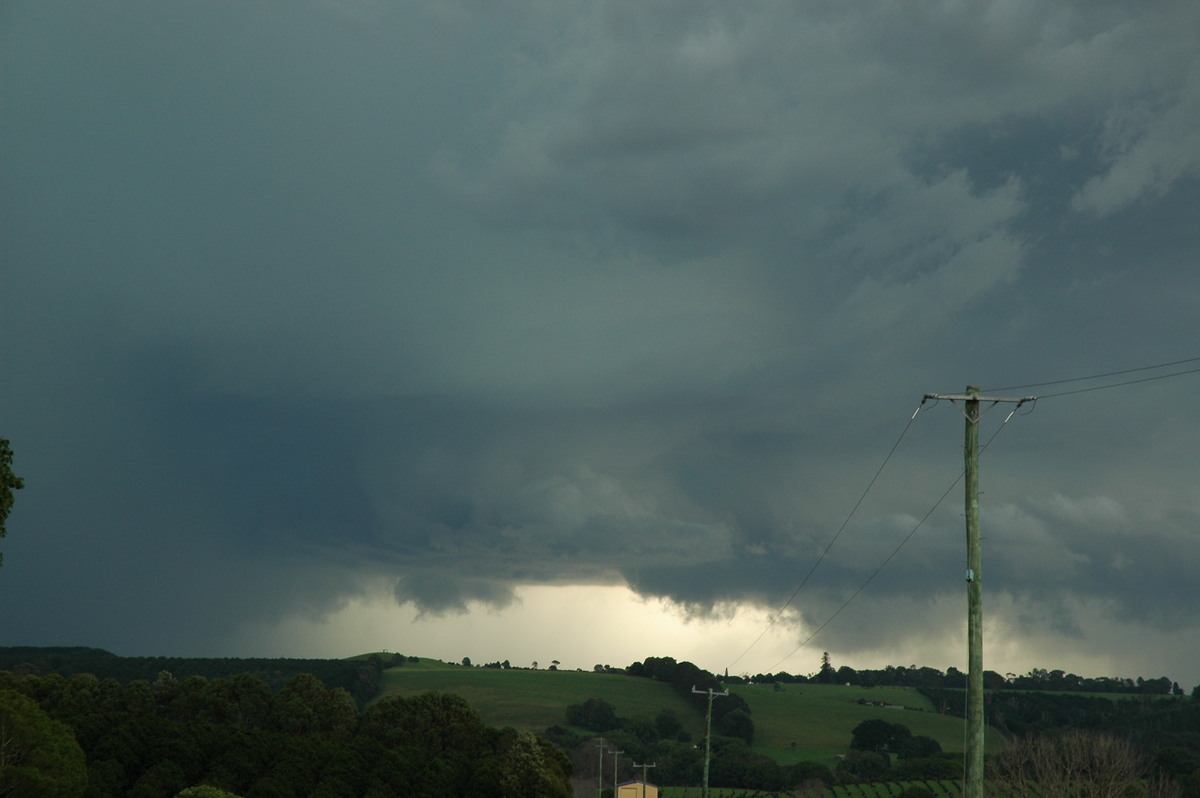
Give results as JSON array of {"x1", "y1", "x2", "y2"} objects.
[{"x1": 2, "y1": 0, "x2": 1199, "y2": 679}]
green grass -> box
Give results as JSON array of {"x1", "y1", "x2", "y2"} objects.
[
  {"x1": 377, "y1": 663, "x2": 706, "y2": 735},
  {"x1": 731, "y1": 683, "x2": 1002, "y2": 766},
  {"x1": 375, "y1": 664, "x2": 1003, "y2": 769}
]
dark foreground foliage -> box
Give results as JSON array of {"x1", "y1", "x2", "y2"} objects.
[
  {"x1": 0, "y1": 669, "x2": 571, "y2": 798},
  {"x1": 0, "y1": 646, "x2": 405, "y2": 707}
]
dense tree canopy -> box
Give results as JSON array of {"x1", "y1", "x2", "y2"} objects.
[
  {"x1": 5, "y1": 648, "x2": 1200, "y2": 796},
  {"x1": 0, "y1": 689, "x2": 87, "y2": 798},
  {"x1": 850, "y1": 719, "x2": 912, "y2": 754},
  {"x1": 0, "y1": 647, "x2": 391, "y2": 706},
  {"x1": 564, "y1": 697, "x2": 618, "y2": 732},
  {"x1": 0, "y1": 672, "x2": 573, "y2": 798}
]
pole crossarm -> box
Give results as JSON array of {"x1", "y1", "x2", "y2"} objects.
[
  {"x1": 924, "y1": 392, "x2": 1035, "y2": 424},
  {"x1": 924, "y1": 393, "x2": 1035, "y2": 403},
  {"x1": 633, "y1": 762, "x2": 657, "y2": 798}
]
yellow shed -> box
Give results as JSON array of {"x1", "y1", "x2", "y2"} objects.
[{"x1": 616, "y1": 780, "x2": 658, "y2": 798}]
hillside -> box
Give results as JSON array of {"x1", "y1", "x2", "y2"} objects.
[
  {"x1": 375, "y1": 660, "x2": 983, "y2": 766},
  {"x1": 5, "y1": 647, "x2": 1196, "y2": 795},
  {"x1": 377, "y1": 659, "x2": 708, "y2": 738},
  {"x1": 733, "y1": 682, "x2": 1003, "y2": 765}
]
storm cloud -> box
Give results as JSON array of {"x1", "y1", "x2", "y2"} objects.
[{"x1": 3, "y1": 0, "x2": 1200, "y2": 684}]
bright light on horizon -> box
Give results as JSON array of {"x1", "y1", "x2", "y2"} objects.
[
  {"x1": 229, "y1": 582, "x2": 815, "y2": 675},
  {"x1": 226, "y1": 582, "x2": 1200, "y2": 688}
]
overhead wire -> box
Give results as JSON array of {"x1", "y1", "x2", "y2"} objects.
[
  {"x1": 1032, "y1": 366, "x2": 1200, "y2": 398},
  {"x1": 762, "y1": 402, "x2": 1021, "y2": 675},
  {"x1": 986, "y1": 355, "x2": 1200, "y2": 392},
  {"x1": 730, "y1": 356, "x2": 1200, "y2": 677},
  {"x1": 724, "y1": 398, "x2": 929, "y2": 673}
]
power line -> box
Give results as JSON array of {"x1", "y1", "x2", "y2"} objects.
[
  {"x1": 735, "y1": 361, "x2": 1200, "y2": 676},
  {"x1": 986, "y1": 355, "x2": 1200, "y2": 392},
  {"x1": 724, "y1": 398, "x2": 928, "y2": 673},
  {"x1": 1034, "y1": 366, "x2": 1200, "y2": 398},
  {"x1": 763, "y1": 408, "x2": 1018, "y2": 675}
]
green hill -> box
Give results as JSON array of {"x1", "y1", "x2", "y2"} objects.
[
  {"x1": 375, "y1": 661, "x2": 990, "y2": 766},
  {"x1": 731, "y1": 682, "x2": 1002, "y2": 765},
  {"x1": 377, "y1": 661, "x2": 707, "y2": 738}
]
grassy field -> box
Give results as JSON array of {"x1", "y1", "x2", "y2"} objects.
[
  {"x1": 376, "y1": 660, "x2": 707, "y2": 736},
  {"x1": 374, "y1": 660, "x2": 1000, "y2": 767},
  {"x1": 731, "y1": 682, "x2": 1002, "y2": 765}
]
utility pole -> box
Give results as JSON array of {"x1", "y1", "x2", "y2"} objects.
[
  {"x1": 925, "y1": 387, "x2": 1032, "y2": 798},
  {"x1": 609, "y1": 749, "x2": 624, "y2": 797},
  {"x1": 691, "y1": 685, "x2": 728, "y2": 798},
  {"x1": 632, "y1": 762, "x2": 656, "y2": 798},
  {"x1": 596, "y1": 737, "x2": 606, "y2": 798}
]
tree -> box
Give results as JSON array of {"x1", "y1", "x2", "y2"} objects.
[
  {"x1": 789, "y1": 760, "x2": 833, "y2": 793},
  {"x1": 835, "y1": 750, "x2": 889, "y2": 782},
  {"x1": 896, "y1": 734, "x2": 942, "y2": 760},
  {"x1": 0, "y1": 689, "x2": 87, "y2": 798},
  {"x1": 359, "y1": 692, "x2": 488, "y2": 757},
  {"x1": 716, "y1": 708, "x2": 754, "y2": 745},
  {"x1": 849, "y1": 719, "x2": 911, "y2": 753},
  {"x1": 564, "y1": 698, "x2": 618, "y2": 732},
  {"x1": 176, "y1": 788, "x2": 245, "y2": 798},
  {"x1": 654, "y1": 710, "x2": 684, "y2": 741},
  {"x1": 1154, "y1": 747, "x2": 1200, "y2": 780},
  {"x1": 988, "y1": 730, "x2": 1177, "y2": 797},
  {"x1": 492, "y1": 729, "x2": 571, "y2": 798},
  {"x1": 816, "y1": 652, "x2": 836, "y2": 683},
  {"x1": 0, "y1": 439, "x2": 24, "y2": 566}
]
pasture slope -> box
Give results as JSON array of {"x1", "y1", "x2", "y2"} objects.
[
  {"x1": 738, "y1": 682, "x2": 1003, "y2": 765},
  {"x1": 374, "y1": 659, "x2": 989, "y2": 766},
  {"x1": 376, "y1": 659, "x2": 706, "y2": 738}
]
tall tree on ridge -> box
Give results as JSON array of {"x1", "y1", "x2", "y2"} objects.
[{"x1": 0, "y1": 438, "x2": 25, "y2": 566}]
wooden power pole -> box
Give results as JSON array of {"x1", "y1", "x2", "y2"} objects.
[
  {"x1": 925, "y1": 386, "x2": 1032, "y2": 798},
  {"x1": 609, "y1": 748, "x2": 624, "y2": 797},
  {"x1": 632, "y1": 762, "x2": 656, "y2": 798},
  {"x1": 596, "y1": 738, "x2": 606, "y2": 798},
  {"x1": 691, "y1": 685, "x2": 728, "y2": 798}
]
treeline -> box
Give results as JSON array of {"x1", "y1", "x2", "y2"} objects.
[
  {"x1": 0, "y1": 647, "x2": 415, "y2": 707},
  {"x1": 921, "y1": 685, "x2": 1200, "y2": 746},
  {"x1": 584, "y1": 649, "x2": 1186, "y2": 697},
  {"x1": 0, "y1": 668, "x2": 571, "y2": 798},
  {"x1": 736, "y1": 654, "x2": 1185, "y2": 696},
  {"x1": 627, "y1": 656, "x2": 755, "y2": 744}
]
